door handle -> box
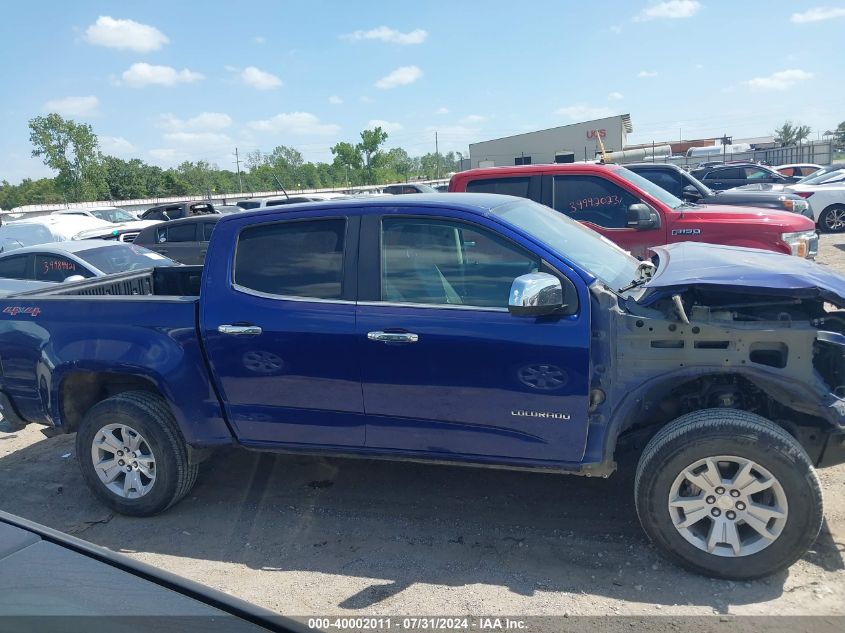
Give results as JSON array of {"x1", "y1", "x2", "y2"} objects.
[
  {"x1": 367, "y1": 331, "x2": 419, "y2": 343},
  {"x1": 218, "y1": 324, "x2": 262, "y2": 336}
]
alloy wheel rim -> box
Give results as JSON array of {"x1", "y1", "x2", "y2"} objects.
[
  {"x1": 91, "y1": 423, "x2": 156, "y2": 499},
  {"x1": 825, "y1": 208, "x2": 845, "y2": 230},
  {"x1": 668, "y1": 455, "x2": 788, "y2": 558}
]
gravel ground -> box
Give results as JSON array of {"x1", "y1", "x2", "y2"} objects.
[{"x1": 0, "y1": 234, "x2": 844, "y2": 622}]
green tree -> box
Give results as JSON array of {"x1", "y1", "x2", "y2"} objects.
[
  {"x1": 28, "y1": 113, "x2": 103, "y2": 202},
  {"x1": 832, "y1": 121, "x2": 845, "y2": 147},
  {"x1": 331, "y1": 141, "x2": 363, "y2": 186},
  {"x1": 773, "y1": 121, "x2": 812, "y2": 146},
  {"x1": 356, "y1": 127, "x2": 389, "y2": 184}
]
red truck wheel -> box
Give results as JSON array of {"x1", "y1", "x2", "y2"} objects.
[
  {"x1": 634, "y1": 409, "x2": 823, "y2": 579},
  {"x1": 75, "y1": 391, "x2": 198, "y2": 516}
]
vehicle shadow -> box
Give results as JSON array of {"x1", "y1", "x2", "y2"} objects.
[{"x1": 0, "y1": 432, "x2": 842, "y2": 614}]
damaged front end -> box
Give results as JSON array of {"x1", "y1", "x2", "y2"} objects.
[{"x1": 586, "y1": 242, "x2": 845, "y2": 473}]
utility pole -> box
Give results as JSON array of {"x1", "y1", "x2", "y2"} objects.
[
  {"x1": 435, "y1": 130, "x2": 440, "y2": 179},
  {"x1": 234, "y1": 147, "x2": 243, "y2": 193}
]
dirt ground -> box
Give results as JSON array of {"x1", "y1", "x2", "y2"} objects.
[{"x1": 1, "y1": 234, "x2": 844, "y2": 620}]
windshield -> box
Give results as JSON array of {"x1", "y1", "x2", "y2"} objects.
[
  {"x1": 613, "y1": 167, "x2": 687, "y2": 209},
  {"x1": 0, "y1": 224, "x2": 54, "y2": 249},
  {"x1": 798, "y1": 168, "x2": 845, "y2": 185},
  {"x1": 78, "y1": 244, "x2": 178, "y2": 274},
  {"x1": 91, "y1": 208, "x2": 137, "y2": 223},
  {"x1": 490, "y1": 199, "x2": 640, "y2": 292}
]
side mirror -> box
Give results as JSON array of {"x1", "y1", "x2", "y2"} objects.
[
  {"x1": 508, "y1": 272, "x2": 564, "y2": 317},
  {"x1": 63, "y1": 275, "x2": 86, "y2": 283},
  {"x1": 682, "y1": 185, "x2": 701, "y2": 201},
  {"x1": 627, "y1": 203, "x2": 660, "y2": 230}
]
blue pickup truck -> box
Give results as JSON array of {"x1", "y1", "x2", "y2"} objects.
[{"x1": 1, "y1": 194, "x2": 844, "y2": 579}]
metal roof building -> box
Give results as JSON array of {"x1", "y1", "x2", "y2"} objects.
[{"x1": 469, "y1": 114, "x2": 633, "y2": 168}]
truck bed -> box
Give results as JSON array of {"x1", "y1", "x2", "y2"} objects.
[{"x1": 11, "y1": 266, "x2": 204, "y2": 297}]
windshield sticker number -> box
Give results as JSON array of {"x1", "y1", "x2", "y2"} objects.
[
  {"x1": 569, "y1": 195, "x2": 621, "y2": 213},
  {"x1": 41, "y1": 259, "x2": 76, "y2": 274}
]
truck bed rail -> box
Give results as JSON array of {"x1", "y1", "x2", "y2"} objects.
[{"x1": 11, "y1": 266, "x2": 203, "y2": 297}]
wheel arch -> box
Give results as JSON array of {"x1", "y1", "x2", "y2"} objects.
[
  {"x1": 600, "y1": 366, "x2": 834, "y2": 467},
  {"x1": 57, "y1": 369, "x2": 163, "y2": 434}
]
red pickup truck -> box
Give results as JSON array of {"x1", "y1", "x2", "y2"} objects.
[{"x1": 448, "y1": 164, "x2": 818, "y2": 260}]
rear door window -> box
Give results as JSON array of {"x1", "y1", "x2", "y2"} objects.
[
  {"x1": 165, "y1": 223, "x2": 197, "y2": 242},
  {"x1": 708, "y1": 167, "x2": 742, "y2": 180},
  {"x1": 465, "y1": 177, "x2": 531, "y2": 199},
  {"x1": 0, "y1": 255, "x2": 32, "y2": 279},
  {"x1": 234, "y1": 219, "x2": 346, "y2": 299},
  {"x1": 552, "y1": 175, "x2": 638, "y2": 229}
]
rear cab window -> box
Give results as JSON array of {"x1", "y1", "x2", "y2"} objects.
[{"x1": 234, "y1": 219, "x2": 346, "y2": 299}]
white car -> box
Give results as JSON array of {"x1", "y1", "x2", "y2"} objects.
[
  {"x1": 235, "y1": 193, "x2": 351, "y2": 210},
  {"x1": 0, "y1": 240, "x2": 178, "y2": 284},
  {"x1": 775, "y1": 163, "x2": 823, "y2": 179},
  {"x1": 783, "y1": 169, "x2": 845, "y2": 233},
  {"x1": 54, "y1": 206, "x2": 159, "y2": 242},
  {"x1": 0, "y1": 215, "x2": 112, "y2": 252}
]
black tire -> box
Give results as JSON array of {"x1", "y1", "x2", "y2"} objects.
[
  {"x1": 818, "y1": 205, "x2": 845, "y2": 233},
  {"x1": 634, "y1": 409, "x2": 823, "y2": 579},
  {"x1": 76, "y1": 391, "x2": 199, "y2": 517}
]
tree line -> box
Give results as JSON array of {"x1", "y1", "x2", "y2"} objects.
[{"x1": 0, "y1": 113, "x2": 464, "y2": 209}]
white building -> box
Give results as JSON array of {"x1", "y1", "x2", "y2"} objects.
[{"x1": 469, "y1": 114, "x2": 633, "y2": 168}]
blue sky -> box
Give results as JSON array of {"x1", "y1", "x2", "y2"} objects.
[{"x1": 1, "y1": 0, "x2": 843, "y2": 183}]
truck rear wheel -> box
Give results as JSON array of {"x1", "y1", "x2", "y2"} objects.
[
  {"x1": 634, "y1": 409, "x2": 822, "y2": 579},
  {"x1": 76, "y1": 391, "x2": 198, "y2": 516}
]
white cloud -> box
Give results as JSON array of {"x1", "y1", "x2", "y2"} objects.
[
  {"x1": 608, "y1": 91, "x2": 624, "y2": 101},
  {"x1": 638, "y1": 70, "x2": 659, "y2": 78},
  {"x1": 247, "y1": 112, "x2": 340, "y2": 136},
  {"x1": 434, "y1": 107, "x2": 449, "y2": 115},
  {"x1": 610, "y1": 25, "x2": 623, "y2": 33},
  {"x1": 360, "y1": 96, "x2": 375, "y2": 103},
  {"x1": 253, "y1": 35, "x2": 266, "y2": 44},
  {"x1": 367, "y1": 119, "x2": 403, "y2": 133},
  {"x1": 100, "y1": 136, "x2": 135, "y2": 157},
  {"x1": 554, "y1": 104, "x2": 615, "y2": 121},
  {"x1": 159, "y1": 112, "x2": 232, "y2": 132},
  {"x1": 461, "y1": 114, "x2": 488, "y2": 124},
  {"x1": 42, "y1": 95, "x2": 100, "y2": 117},
  {"x1": 747, "y1": 69, "x2": 813, "y2": 91},
  {"x1": 121, "y1": 63, "x2": 204, "y2": 87},
  {"x1": 149, "y1": 148, "x2": 182, "y2": 163},
  {"x1": 343, "y1": 26, "x2": 428, "y2": 45},
  {"x1": 162, "y1": 131, "x2": 232, "y2": 146},
  {"x1": 83, "y1": 16, "x2": 168, "y2": 52},
  {"x1": 375, "y1": 65, "x2": 423, "y2": 89},
  {"x1": 791, "y1": 7, "x2": 845, "y2": 23},
  {"x1": 328, "y1": 95, "x2": 343, "y2": 105},
  {"x1": 635, "y1": 0, "x2": 701, "y2": 21},
  {"x1": 241, "y1": 66, "x2": 282, "y2": 90}
]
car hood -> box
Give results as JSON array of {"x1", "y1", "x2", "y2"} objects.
[
  {"x1": 637, "y1": 242, "x2": 845, "y2": 309},
  {"x1": 729, "y1": 183, "x2": 789, "y2": 193},
  {"x1": 74, "y1": 220, "x2": 159, "y2": 239},
  {"x1": 677, "y1": 204, "x2": 811, "y2": 228}
]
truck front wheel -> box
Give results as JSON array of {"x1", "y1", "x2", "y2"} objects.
[
  {"x1": 76, "y1": 391, "x2": 198, "y2": 516},
  {"x1": 634, "y1": 409, "x2": 823, "y2": 579}
]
